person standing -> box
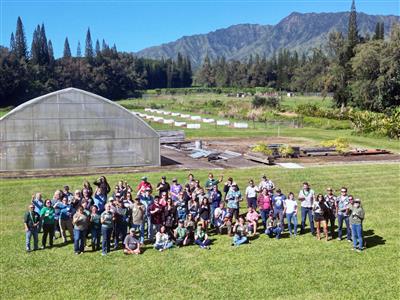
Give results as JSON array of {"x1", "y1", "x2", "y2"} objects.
[
  {"x1": 245, "y1": 180, "x2": 258, "y2": 209},
  {"x1": 298, "y1": 182, "x2": 315, "y2": 235},
  {"x1": 313, "y1": 194, "x2": 329, "y2": 241},
  {"x1": 31, "y1": 193, "x2": 43, "y2": 232},
  {"x1": 204, "y1": 173, "x2": 223, "y2": 196},
  {"x1": 324, "y1": 188, "x2": 337, "y2": 238},
  {"x1": 113, "y1": 200, "x2": 128, "y2": 250},
  {"x1": 40, "y1": 199, "x2": 55, "y2": 249},
  {"x1": 55, "y1": 196, "x2": 74, "y2": 243},
  {"x1": 272, "y1": 189, "x2": 286, "y2": 230},
  {"x1": 89, "y1": 205, "x2": 101, "y2": 251},
  {"x1": 100, "y1": 203, "x2": 114, "y2": 256},
  {"x1": 24, "y1": 204, "x2": 40, "y2": 252},
  {"x1": 156, "y1": 176, "x2": 170, "y2": 197},
  {"x1": 284, "y1": 192, "x2": 298, "y2": 237},
  {"x1": 257, "y1": 188, "x2": 272, "y2": 231},
  {"x1": 336, "y1": 187, "x2": 351, "y2": 241},
  {"x1": 226, "y1": 184, "x2": 242, "y2": 222},
  {"x1": 209, "y1": 185, "x2": 222, "y2": 225},
  {"x1": 349, "y1": 199, "x2": 365, "y2": 252},
  {"x1": 140, "y1": 188, "x2": 154, "y2": 241},
  {"x1": 130, "y1": 197, "x2": 145, "y2": 244},
  {"x1": 170, "y1": 178, "x2": 182, "y2": 202},
  {"x1": 72, "y1": 206, "x2": 89, "y2": 255},
  {"x1": 149, "y1": 196, "x2": 164, "y2": 238}
]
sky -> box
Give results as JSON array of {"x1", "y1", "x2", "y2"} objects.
[{"x1": 1, "y1": 0, "x2": 399, "y2": 57}]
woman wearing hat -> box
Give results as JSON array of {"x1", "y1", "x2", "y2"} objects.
[{"x1": 349, "y1": 199, "x2": 365, "y2": 252}]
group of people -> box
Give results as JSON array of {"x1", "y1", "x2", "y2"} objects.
[{"x1": 24, "y1": 173, "x2": 366, "y2": 255}]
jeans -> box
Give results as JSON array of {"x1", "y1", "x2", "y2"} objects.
[
  {"x1": 25, "y1": 227, "x2": 39, "y2": 250},
  {"x1": 91, "y1": 227, "x2": 101, "y2": 251},
  {"x1": 42, "y1": 223, "x2": 54, "y2": 247},
  {"x1": 154, "y1": 241, "x2": 173, "y2": 250},
  {"x1": 131, "y1": 223, "x2": 145, "y2": 243},
  {"x1": 327, "y1": 215, "x2": 336, "y2": 238},
  {"x1": 266, "y1": 227, "x2": 282, "y2": 239},
  {"x1": 260, "y1": 209, "x2": 271, "y2": 229},
  {"x1": 246, "y1": 197, "x2": 257, "y2": 209},
  {"x1": 114, "y1": 222, "x2": 127, "y2": 249},
  {"x1": 144, "y1": 215, "x2": 153, "y2": 241},
  {"x1": 273, "y1": 209, "x2": 285, "y2": 229},
  {"x1": 301, "y1": 207, "x2": 314, "y2": 234},
  {"x1": 232, "y1": 235, "x2": 247, "y2": 246},
  {"x1": 286, "y1": 213, "x2": 298, "y2": 236},
  {"x1": 73, "y1": 229, "x2": 86, "y2": 253},
  {"x1": 338, "y1": 214, "x2": 351, "y2": 240},
  {"x1": 351, "y1": 223, "x2": 363, "y2": 250},
  {"x1": 195, "y1": 239, "x2": 211, "y2": 248},
  {"x1": 101, "y1": 226, "x2": 112, "y2": 254}
]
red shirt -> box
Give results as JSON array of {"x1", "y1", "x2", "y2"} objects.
[
  {"x1": 257, "y1": 194, "x2": 271, "y2": 210},
  {"x1": 136, "y1": 181, "x2": 152, "y2": 193}
]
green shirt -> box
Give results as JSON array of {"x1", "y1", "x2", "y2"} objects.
[
  {"x1": 176, "y1": 227, "x2": 187, "y2": 239},
  {"x1": 349, "y1": 205, "x2": 365, "y2": 224},
  {"x1": 24, "y1": 211, "x2": 40, "y2": 229},
  {"x1": 101, "y1": 211, "x2": 113, "y2": 229},
  {"x1": 40, "y1": 207, "x2": 55, "y2": 225}
]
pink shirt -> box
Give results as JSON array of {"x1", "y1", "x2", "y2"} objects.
[
  {"x1": 257, "y1": 194, "x2": 271, "y2": 210},
  {"x1": 246, "y1": 211, "x2": 259, "y2": 222}
]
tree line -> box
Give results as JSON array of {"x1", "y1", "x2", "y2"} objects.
[
  {"x1": 196, "y1": 1, "x2": 399, "y2": 113},
  {"x1": 0, "y1": 17, "x2": 193, "y2": 106}
]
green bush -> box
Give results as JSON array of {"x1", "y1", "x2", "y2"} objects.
[
  {"x1": 252, "y1": 95, "x2": 280, "y2": 109},
  {"x1": 278, "y1": 145, "x2": 295, "y2": 158},
  {"x1": 252, "y1": 143, "x2": 273, "y2": 156},
  {"x1": 321, "y1": 138, "x2": 350, "y2": 154}
]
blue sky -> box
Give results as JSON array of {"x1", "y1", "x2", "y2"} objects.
[{"x1": 1, "y1": 0, "x2": 399, "y2": 57}]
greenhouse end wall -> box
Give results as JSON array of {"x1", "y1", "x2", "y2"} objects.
[{"x1": 0, "y1": 88, "x2": 160, "y2": 170}]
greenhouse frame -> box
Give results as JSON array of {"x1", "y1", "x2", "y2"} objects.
[{"x1": 0, "y1": 88, "x2": 160, "y2": 170}]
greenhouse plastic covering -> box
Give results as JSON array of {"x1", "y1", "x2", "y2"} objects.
[{"x1": 0, "y1": 88, "x2": 160, "y2": 170}]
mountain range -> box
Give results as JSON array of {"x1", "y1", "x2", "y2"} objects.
[{"x1": 135, "y1": 12, "x2": 399, "y2": 68}]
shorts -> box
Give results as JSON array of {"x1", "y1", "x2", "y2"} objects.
[{"x1": 314, "y1": 213, "x2": 325, "y2": 222}]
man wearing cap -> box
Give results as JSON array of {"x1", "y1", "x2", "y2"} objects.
[
  {"x1": 136, "y1": 177, "x2": 152, "y2": 196},
  {"x1": 324, "y1": 188, "x2": 337, "y2": 238},
  {"x1": 336, "y1": 187, "x2": 351, "y2": 241},
  {"x1": 348, "y1": 199, "x2": 365, "y2": 252},
  {"x1": 123, "y1": 228, "x2": 141, "y2": 255},
  {"x1": 226, "y1": 183, "x2": 242, "y2": 222},
  {"x1": 258, "y1": 175, "x2": 275, "y2": 192},
  {"x1": 156, "y1": 176, "x2": 170, "y2": 197},
  {"x1": 128, "y1": 197, "x2": 145, "y2": 244},
  {"x1": 298, "y1": 182, "x2": 315, "y2": 235},
  {"x1": 24, "y1": 204, "x2": 40, "y2": 252}
]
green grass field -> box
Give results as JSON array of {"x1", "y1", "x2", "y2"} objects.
[{"x1": 1, "y1": 163, "x2": 399, "y2": 299}]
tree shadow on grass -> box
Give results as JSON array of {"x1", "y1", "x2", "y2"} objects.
[{"x1": 363, "y1": 229, "x2": 385, "y2": 249}]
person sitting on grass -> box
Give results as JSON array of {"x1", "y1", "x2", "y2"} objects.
[
  {"x1": 265, "y1": 212, "x2": 282, "y2": 239},
  {"x1": 246, "y1": 206, "x2": 259, "y2": 236},
  {"x1": 232, "y1": 217, "x2": 249, "y2": 246},
  {"x1": 174, "y1": 220, "x2": 190, "y2": 247},
  {"x1": 154, "y1": 226, "x2": 173, "y2": 252},
  {"x1": 349, "y1": 199, "x2": 365, "y2": 252},
  {"x1": 24, "y1": 204, "x2": 40, "y2": 252},
  {"x1": 194, "y1": 223, "x2": 211, "y2": 249},
  {"x1": 214, "y1": 202, "x2": 230, "y2": 235},
  {"x1": 313, "y1": 194, "x2": 329, "y2": 241},
  {"x1": 123, "y1": 228, "x2": 141, "y2": 255}
]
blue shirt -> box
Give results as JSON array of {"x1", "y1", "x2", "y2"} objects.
[
  {"x1": 272, "y1": 194, "x2": 286, "y2": 210},
  {"x1": 94, "y1": 194, "x2": 106, "y2": 212},
  {"x1": 32, "y1": 199, "x2": 43, "y2": 214}
]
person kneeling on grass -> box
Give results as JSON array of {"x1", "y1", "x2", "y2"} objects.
[
  {"x1": 265, "y1": 212, "x2": 282, "y2": 239},
  {"x1": 349, "y1": 199, "x2": 365, "y2": 252},
  {"x1": 154, "y1": 226, "x2": 173, "y2": 252},
  {"x1": 232, "y1": 217, "x2": 248, "y2": 246},
  {"x1": 195, "y1": 223, "x2": 211, "y2": 249},
  {"x1": 174, "y1": 220, "x2": 190, "y2": 247},
  {"x1": 124, "y1": 228, "x2": 141, "y2": 255}
]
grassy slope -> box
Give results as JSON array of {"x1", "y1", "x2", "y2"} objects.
[{"x1": 1, "y1": 164, "x2": 399, "y2": 299}]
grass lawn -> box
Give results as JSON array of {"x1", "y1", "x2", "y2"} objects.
[{"x1": 1, "y1": 163, "x2": 399, "y2": 299}]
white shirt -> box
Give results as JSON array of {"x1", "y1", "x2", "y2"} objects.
[
  {"x1": 245, "y1": 186, "x2": 257, "y2": 198},
  {"x1": 285, "y1": 199, "x2": 297, "y2": 214},
  {"x1": 298, "y1": 189, "x2": 315, "y2": 208}
]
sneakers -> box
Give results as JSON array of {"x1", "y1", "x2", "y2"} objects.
[{"x1": 337, "y1": 237, "x2": 342, "y2": 241}]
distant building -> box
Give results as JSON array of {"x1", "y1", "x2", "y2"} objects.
[{"x1": 0, "y1": 88, "x2": 160, "y2": 170}]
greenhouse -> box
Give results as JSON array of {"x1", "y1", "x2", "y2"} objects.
[{"x1": 0, "y1": 88, "x2": 160, "y2": 170}]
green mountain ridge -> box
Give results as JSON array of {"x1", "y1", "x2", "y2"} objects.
[{"x1": 135, "y1": 11, "x2": 399, "y2": 67}]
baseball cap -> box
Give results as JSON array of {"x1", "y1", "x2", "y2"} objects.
[
  {"x1": 161, "y1": 176, "x2": 166, "y2": 179},
  {"x1": 141, "y1": 176, "x2": 147, "y2": 180}
]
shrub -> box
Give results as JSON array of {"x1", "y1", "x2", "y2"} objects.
[
  {"x1": 321, "y1": 138, "x2": 350, "y2": 154},
  {"x1": 252, "y1": 143, "x2": 273, "y2": 156},
  {"x1": 252, "y1": 95, "x2": 280, "y2": 109},
  {"x1": 278, "y1": 145, "x2": 295, "y2": 158}
]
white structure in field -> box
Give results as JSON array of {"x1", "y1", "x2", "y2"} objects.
[{"x1": 0, "y1": 88, "x2": 160, "y2": 170}]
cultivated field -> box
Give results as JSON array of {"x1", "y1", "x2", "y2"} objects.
[{"x1": 1, "y1": 163, "x2": 399, "y2": 299}]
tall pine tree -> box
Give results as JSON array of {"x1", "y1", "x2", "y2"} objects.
[
  {"x1": 48, "y1": 40, "x2": 54, "y2": 63},
  {"x1": 15, "y1": 16, "x2": 28, "y2": 60},
  {"x1": 76, "y1": 41, "x2": 82, "y2": 57},
  {"x1": 95, "y1": 39, "x2": 101, "y2": 56},
  {"x1": 63, "y1": 37, "x2": 72, "y2": 58},
  {"x1": 10, "y1": 33, "x2": 15, "y2": 52},
  {"x1": 85, "y1": 28, "x2": 93, "y2": 58},
  {"x1": 30, "y1": 25, "x2": 40, "y2": 64}
]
